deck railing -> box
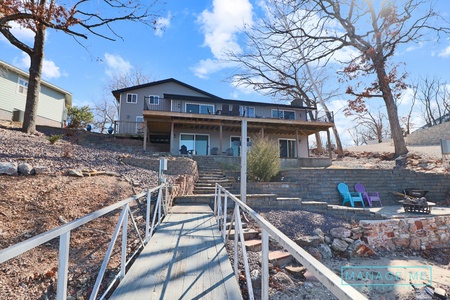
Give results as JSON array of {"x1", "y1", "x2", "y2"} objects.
[
  {"x1": 214, "y1": 184, "x2": 367, "y2": 300},
  {"x1": 0, "y1": 183, "x2": 170, "y2": 300},
  {"x1": 143, "y1": 98, "x2": 333, "y2": 123}
]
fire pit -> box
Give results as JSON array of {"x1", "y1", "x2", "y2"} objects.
[
  {"x1": 393, "y1": 189, "x2": 435, "y2": 214},
  {"x1": 404, "y1": 188, "x2": 428, "y2": 198}
]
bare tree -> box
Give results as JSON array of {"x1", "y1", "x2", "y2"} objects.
[
  {"x1": 348, "y1": 109, "x2": 389, "y2": 143},
  {"x1": 92, "y1": 68, "x2": 154, "y2": 132},
  {"x1": 250, "y1": 0, "x2": 450, "y2": 157},
  {"x1": 0, "y1": 1, "x2": 161, "y2": 134},
  {"x1": 411, "y1": 76, "x2": 450, "y2": 128},
  {"x1": 227, "y1": 7, "x2": 345, "y2": 157}
]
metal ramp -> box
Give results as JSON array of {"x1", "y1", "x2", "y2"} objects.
[{"x1": 109, "y1": 204, "x2": 242, "y2": 299}]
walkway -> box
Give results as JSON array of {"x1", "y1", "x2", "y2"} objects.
[{"x1": 109, "y1": 204, "x2": 242, "y2": 300}]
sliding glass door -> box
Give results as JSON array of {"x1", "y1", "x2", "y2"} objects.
[{"x1": 180, "y1": 134, "x2": 209, "y2": 155}]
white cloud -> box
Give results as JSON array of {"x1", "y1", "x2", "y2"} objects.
[
  {"x1": 155, "y1": 12, "x2": 172, "y2": 37},
  {"x1": 190, "y1": 58, "x2": 230, "y2": 79},
  {"x1": 438, "y1": 46, "x2": 450, "y2": 58},
  {"x1": 13, "y1": 52, "x2": 62, "y2": 79},
  {"x1": 193, "y1": 0, "x2": 253, "y2": 78},
  {"x1": 103, "y1": 53, "x2": 133, "y2": 78}
]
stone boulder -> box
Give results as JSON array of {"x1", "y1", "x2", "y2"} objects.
[
  {"x1": 32, "y1": 166, "x2": 49, "y2": 175},
  {"x1": 0, "y1": 162, "x2": 18, "y2": 175},
  {"x1": 331, "y1": 239, "x2": 349, "y2": 252},
  {"x1": 18, "y1": 163, "x2": 32, "y2": 175},
  {"x1": 307, "y1": 247, "x2": 322, "y2": 260},
  {"x1": 346, "y1": 240, "x2": 376, "y2": 258},
  {"x1": 67, "y1": 169, "x2": 84, "y2": 177},
  {"x1": 330, "y1": 227, "x2": 352, "y2": 239},
  {"x1": 317, "y1": 243, "x2": 332, "y2": 259},
  {"x1": 294, "y1": 235, "x2": 323, "y2": 248}
]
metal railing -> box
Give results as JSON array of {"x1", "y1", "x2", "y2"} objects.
[
  {"x1": 113, "y1": 120, "x2": 145, "y2": 136},
  {"x1": 142, "y1": 97, "x2": 334, "y2": 123},
  {"x1": 0, "y1": 183, "x2": 170, "y2": 300},
  {"x1": 214, "y1": 184, "x2": 367, "y2": 300}
]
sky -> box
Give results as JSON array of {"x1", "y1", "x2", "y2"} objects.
[{"x1": 1, "y1": 0, "x2": 450, "y2": 147}]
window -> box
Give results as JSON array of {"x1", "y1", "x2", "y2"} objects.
[
  {"x1": 126, "y1": 93, "x2": 137, "y2": 104},
  {"x1": 148, "y1": 95, "x2": 159, "y2": 105},
  {"x1": 17, "y1": 77, "x2": 28, "y2": 94},
  {"x1": 239, "y1": 106, "x2": 255, "y2": 117},
  {"x1": 279, "y1": 139, "x2": 296, "y2": 158},
  {"x1": 185, "y1": 103, "x2": 214, "y2": 114},
  {"x1": 272, "y1": 109, "x2": 295, "y2": 120}
]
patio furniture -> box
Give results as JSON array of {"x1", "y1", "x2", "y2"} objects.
[
  {"x1": 337, "y1": 183, "x2": 365, "y2": 208},
  {"x1": 354, "y1": 183, "x2": 382, "y2": 207}
]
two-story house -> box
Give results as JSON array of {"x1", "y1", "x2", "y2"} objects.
[
  {"x1": 0, "y1": 60, "x2": 72, "y2": 127},
  {"x1": 112, "y1": 78, "x2": 334, "y2": 166}
]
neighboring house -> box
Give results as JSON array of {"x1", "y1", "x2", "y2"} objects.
[
  {"x1": 0, "y1": 60, "x2": 71, "y2": 127},
  {"x1": 112, "y1": 78, "x2": 334, "y2": 164}
]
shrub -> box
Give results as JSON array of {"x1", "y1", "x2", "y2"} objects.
[
  {"x1": 46, "y1": 134, "x2": 64, "y2": 144},
  {"x1": 67, "y1": 106, "x2": 94, "y2": 129},
  {"x1": 247, "y1": 135, "x2": 280, "y2": 182}
]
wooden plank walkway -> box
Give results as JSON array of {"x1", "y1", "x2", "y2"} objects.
[{"x1": 110, "y1": 204, "x2": 242, "y2": 300}]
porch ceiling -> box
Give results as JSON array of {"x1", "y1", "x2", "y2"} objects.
[{"x1": 143, "y1": 110, "x2": 333, "y2": 136}]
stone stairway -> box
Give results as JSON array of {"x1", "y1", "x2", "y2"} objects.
[
  {"x1": 193, "y1": 156, "x2": 237, "y2": 195},
  {"x1": 174, "y1": 156, "x2": 238, "y2": 205}
]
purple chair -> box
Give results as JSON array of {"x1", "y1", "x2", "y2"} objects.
[{"x1": 355, "y1": 183, "x2": 382, "y2": 207}]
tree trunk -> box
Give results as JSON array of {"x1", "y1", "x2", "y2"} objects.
[
  {"x1": 332, "y1": 125, "x2": 344, "y2": 158},
  {"x1": 22, "y1": 27, "x2": 46, "y2": 134},
  {"x1": 375, "y1": 63, "x2": 408, "y2": 157}
]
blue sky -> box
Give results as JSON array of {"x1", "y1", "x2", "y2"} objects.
[{"x1": 2, "y1": 0, "x2": 450, "y2": 146}]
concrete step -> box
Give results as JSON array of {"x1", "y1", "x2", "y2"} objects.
[
  {"x1": 226, "y1": 222, "x2": 247, "y2": 229},
  {"x1": 195, "y1": 182, "x2": 232, "y2": 187},
  {"x1": 228, "y1": 228, "x2": 259, "y2": 240},
  {"x1": 269, "y1": 251, "x2": 292, "y2": 267},
  {"x1": 174, "y1": 195, "x2": 215, "y2": 204},
  {"x1": 199, "y1": 176, "x2": 225, "y2": 180},
  {"x1": 199, "y1": 171, "x2": 223, "y2": 175},
  {"x1": 245, "y1": 239, "x2": 262, "y2": 252}
]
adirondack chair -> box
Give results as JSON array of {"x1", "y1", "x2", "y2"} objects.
[
  {"x1": 337, "y1": 183, "x2": 365, "y2": 207},
  {"x1": 355, "y1": 183, "x2": 382, "y2": 207}
]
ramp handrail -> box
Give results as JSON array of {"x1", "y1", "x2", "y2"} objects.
[
  {"x1": 214, "y1": 184, "x2": 367, "y2": 300},
  {"x1": 0, "y1": 183, "x2": 170, "y2": 300}
]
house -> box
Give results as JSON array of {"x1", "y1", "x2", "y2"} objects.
[
  {"x1": 112, "y1": 78, "x2": 334, "y2": 166},
  {"x1": 0, "y1": 60, "x2": 71, "y2": 127}
]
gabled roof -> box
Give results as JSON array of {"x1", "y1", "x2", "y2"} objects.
[
  {"x1": 0, "y1": 59, "x2": 72, "y2": 108},
  {"x1": 111, "y1": 78, "x2": 222, "y2": 102}
]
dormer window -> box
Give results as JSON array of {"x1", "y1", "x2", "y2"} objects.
[{"x1": 126, "y1": 93, "x2": 137, "y2": 104}]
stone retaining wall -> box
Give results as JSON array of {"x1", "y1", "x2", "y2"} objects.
[
  {"x1": 242, "y1": 169, "x2": 450, "y2": 206},
  {"x1": 359, "y1": 216, "x2": 450, "y2": 250},
  {"x1": 123, "y1": 157, "x2": 198, "y2": 176}
]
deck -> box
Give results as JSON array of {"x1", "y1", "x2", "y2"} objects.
[{"x1": 109, "y1": 204, "x2": 242, "y2": 300}]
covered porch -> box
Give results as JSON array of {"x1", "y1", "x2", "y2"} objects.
[{"x1": 140, "y1": 110, "x2": 335, "y2": 159}]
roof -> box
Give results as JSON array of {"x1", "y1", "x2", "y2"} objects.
[
  {"x1": 0, "y1": 59, "x2": 72, "y2": 108},
  {"x1": 111, "y1": 78, "x2": 222, "y2": 102},
  {"x1": 112, "y1": 78, "x2": 313, "y2": 109}
]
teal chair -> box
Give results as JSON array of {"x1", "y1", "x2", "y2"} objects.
[{"x1": 337, "y1": 183, "x2": 365, "y2": 207}]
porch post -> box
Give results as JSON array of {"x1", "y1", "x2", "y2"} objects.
[
  {"x1": 241, "y1": 120, "x2": 247, "y2": 204},
  {"x1": 261, "y1": 127, "x2": 264, "y2": 138},
  {"x1": 170, "y1": 121, "x2": 175, "y2": 154},
  {"x1": 219, "y1": 123, "x2": 223, "y2": 155},
  {"x1": 327, "y1": 129, "x2": 332, "y2": 159},
  {"x1": 143, "y1": 121, "x2": 147, "y2": 151},
  {"x1": 296, "y1": 129, "x2": 299, "y2": 159}
]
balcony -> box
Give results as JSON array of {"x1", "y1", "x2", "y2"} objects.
[{"x1": 143, "y1": 97, "x2": 334, "y2": 123}]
